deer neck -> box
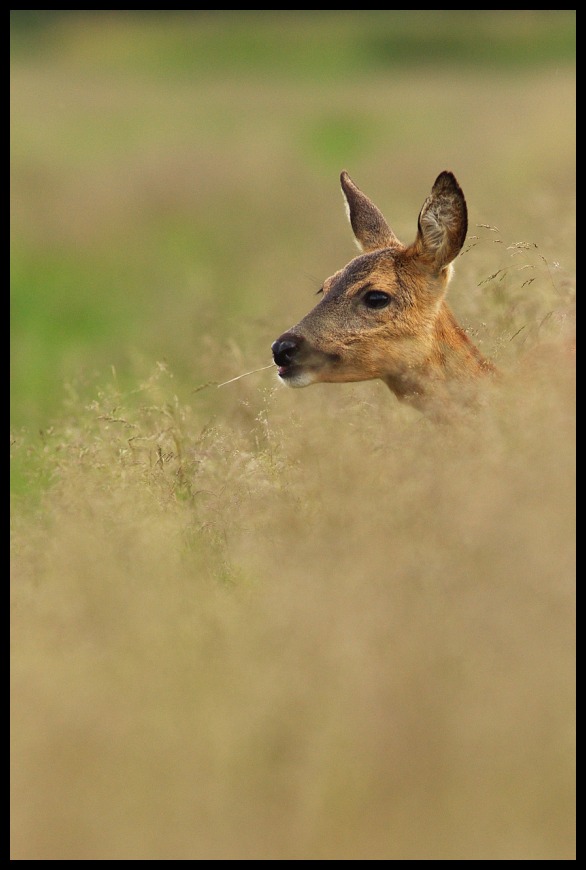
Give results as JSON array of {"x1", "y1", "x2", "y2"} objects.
[{"x1": 383, "y1": 303, "x2": 496, "y2": 414}]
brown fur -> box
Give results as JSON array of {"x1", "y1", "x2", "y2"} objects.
[{"x1": 272, "y1": 171, "x2": 497, "y2": 419}]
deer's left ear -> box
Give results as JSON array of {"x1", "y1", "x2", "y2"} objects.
[
  {"x1": 413, "y1": 171, "x2": 468, "y2": 271},
  {"x1": 341, "y1": 171, "x2": 402, "y2": 253}
]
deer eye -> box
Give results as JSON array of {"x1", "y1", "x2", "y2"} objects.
[{"x1": 363, "y1": 290, "x2": 391, "y2": 309}]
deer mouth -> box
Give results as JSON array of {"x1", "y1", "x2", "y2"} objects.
[
  {"x1": 276, "y1": 363, "x2": 316, "y2": 388},
  {"x1": 272, "y1": 335, "x2": 342, "y2": 387},
  {"x1": 277, "y1": 363, "x2": 297, "y2": 378}
]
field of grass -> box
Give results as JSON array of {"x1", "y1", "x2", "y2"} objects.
[{"x1": 11, "y1": 11, "x2": 575, "y2": 860}]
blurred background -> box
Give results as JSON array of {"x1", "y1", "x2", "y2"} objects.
[
  {"x1": 11, "y1": 10, "x2": 575, "y2": 433},
  {"x1": 11, "y1": 11, "x2": 575, "y2": 861}
]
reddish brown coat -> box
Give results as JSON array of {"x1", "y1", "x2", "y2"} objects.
[{"x1": 272, "y1": 171, "x2": 497, "y2": 419}]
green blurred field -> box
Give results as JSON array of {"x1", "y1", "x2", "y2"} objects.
[
  {"x1": 11, "y1": 11, "x2": 575, "y2": 861},
  {"x1": 11, "y1": 10, "x2": 576, "y2": 434}
]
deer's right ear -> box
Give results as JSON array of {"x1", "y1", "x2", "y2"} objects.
[
  {"x1": 412, "y1": 171, "x2": 468, "y2": 271},
  {"x1": 340, "y1": 171, "x2": 401, "y2": 253}
]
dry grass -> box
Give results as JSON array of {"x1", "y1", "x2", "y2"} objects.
[{"x1": 11, "y1": 334, "x2": 575, "y2": 859}]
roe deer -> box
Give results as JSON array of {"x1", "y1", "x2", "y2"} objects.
[{"x1": 271, "y1": 171, "x2": 497, "y2": 419}]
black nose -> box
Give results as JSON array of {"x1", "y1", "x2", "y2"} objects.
[{"x1": 272, "y1": 336, "x2": 300, "y2": 367}]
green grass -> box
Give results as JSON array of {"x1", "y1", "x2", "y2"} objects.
[
  {"x1": 10, "y1": 12, "x2": 575, "y2": 861},
  {"x1": 10, "y1": 11, "x2": 576, "y2": 75}
]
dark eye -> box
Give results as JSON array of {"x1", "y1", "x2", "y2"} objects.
[{"x1": 363, "y1": 290, "x2": 391, "y2": 309}]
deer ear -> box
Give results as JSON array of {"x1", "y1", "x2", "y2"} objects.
[
  {"x1": 340, "y1": 171, "x2": 401, "y2": 253},
  {"x1": 413, "y1": 171, "x2": 468, "y2": 270}
]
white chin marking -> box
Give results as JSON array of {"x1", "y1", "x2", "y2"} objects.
[{"x1": 279, "y1": 369, "x2": 316, "y2": 388}]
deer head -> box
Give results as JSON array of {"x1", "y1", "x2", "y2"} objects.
[{"x1": 272, "y1": 171, "x2": 495, "y2": 417}]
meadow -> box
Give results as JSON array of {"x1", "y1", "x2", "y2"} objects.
[{"x1": 10, "y1": 11, "x2": 575, "y2": 860}]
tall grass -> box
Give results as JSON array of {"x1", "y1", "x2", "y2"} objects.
[{"x1": 11, "y1": 335, "x2": 575, "y2": 859}]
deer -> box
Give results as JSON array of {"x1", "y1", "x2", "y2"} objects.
[{"x1": 271, "y1": 171, "x2": 497, "y2": 420}]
